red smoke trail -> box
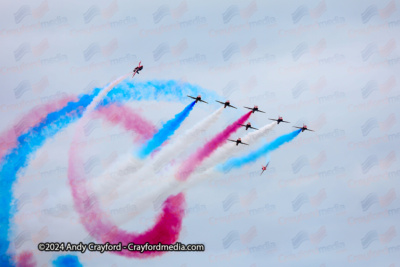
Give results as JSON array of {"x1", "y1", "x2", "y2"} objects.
[
  {"x1": 0, "y1": 97, "x2": 75, "y2": 161},
  {"x1": 68, "y1": 104, "x2": 185, "y2": 258},
  {"x1": 176, "y1": 111, "x2": 252, "y2": 181},
  {"x1": 15, "y1": 251, "x2": 36, "y2": 267},
  {"x1": 93, "y1": 105, "x2": 157, "y2": 142}
]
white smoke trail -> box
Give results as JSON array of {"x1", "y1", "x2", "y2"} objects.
[
  {"x1": 97, "y1": 107, "x2": 224, "y2": 201},
  {"x1": 79, "y1": 73, "x2": 130, "y2": 126},
  {"x1": 201, "y1": 121, "x2": 277, "y2": 170},
  {"x1": 111, "y1": 122, "x2": 277, "y2": 224}
]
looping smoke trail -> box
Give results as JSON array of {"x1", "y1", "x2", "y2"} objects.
[
  {"x1": 0, "y1": 79, "x2": 218, "y2": 265},
  {"x1": 0, "y1": 97, "x2": 76, "y2": 163},
  {"x1": 220, "y1": 129, "x2": 302, "y2": 172},
  {"x1": 68, "y1": 107, "x2": 185, "y2": 258},
  {"x1": 176, "y1": 112, "x2": 252, "y2": 181}
]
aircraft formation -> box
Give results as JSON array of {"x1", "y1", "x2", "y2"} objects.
[{"x1": 132, "y1": 62, "x2": 314, "y2": 176}]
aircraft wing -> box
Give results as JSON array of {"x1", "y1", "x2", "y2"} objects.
[
  {"x1": 250, "y1": 126, "x2": 259, "y2": 130},
  {"x1": 282, "y1": 120, "x2": 290, "y2": 123},
  {"x1": 260, "y1": 170, "x2": 265, "y2": 176},
  {"x1": 187, "y1": 95, "x2": 197, "y2": 100},
  {"x1": 199, "y1": 99, "x2": 208, "y2": 104},
  {"x1": 238, "y1": 124, "x2": 246, "y2": 127},
  {"x1": 257, "y1": 109, "x2": 266, "y2": 113},
  {"x1": 228, "y1": 104, "x2": 237, "y2": 109},
  {"x1": 244, "y1": 106, "x2": 253, "y2": 110},
  {"x1": 227, "y1": 139, "x2": 237, "y2": 143},
  {"x1": 216, "y1": 100, "x2": 225, "y2": 104},
  {"x1": 305, "y1": 128, "x2": 315, "y2": 132},
  {"x1": 268, "y1": 119, "x2": 278, "y2": 122},
  {"x1": 293, "y1": 126, "x2": 303, "y2": 129},
  {"x1": 241, "y1": 142, "x2": 249, "y2": 145}
]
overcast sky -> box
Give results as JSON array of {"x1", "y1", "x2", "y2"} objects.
[{"x1": 1, "y1": 0, "x2": 400, "y2": 266}]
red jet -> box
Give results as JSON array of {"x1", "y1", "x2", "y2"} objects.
[
  {"x1": 269, "y1": 116, "x2": 290, "y2": 124},
  {"x1": 216, "y1": 100, "x2": 237, "y2": 109},
  {"x1": 260, "y1": 163, "x2": 269, "y2": 175},
  {"x1": 244, "y1": 105, "x2": 266, "y2": 113},
  {"x1": 293, "y1": 124, "x2": 314, "y2": 132},
  {"x1": 187, "y1": 95, "x2": 208, "y2": 104},
  {"x1": 238, "y1": 122, "x2": 258, "y2": 130},
  {"x1": 227, "y1": 138, "x2": 249, "y2": 146},
  {"x1": 132, "y1": 61, "x2": 143, "y2": 77}
]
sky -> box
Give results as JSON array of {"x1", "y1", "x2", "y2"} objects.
[{"x1": 0, "y1": 0, "x2": 399, "y2": 266}]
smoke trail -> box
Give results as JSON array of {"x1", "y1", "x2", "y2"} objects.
[
  {"x1": 16, "y1": 251, "x2": 36, "y2": 267},
  {"x1": 0, "y1": 91, "x2": 101, "y2": 266},
  {"x1": 138, "y1": 101, "x2": 196, "y2": 158},
  {"x1": 220, "y1": 129, "x2": 301, "y2": 172},
  {"x1": 84, "y1": 73, "x2": 129, "y2": 116},
  {"x1": 265, "y1": 153, "x2": 271, "y2": 165},
  {"x1": 106, "y1": 80, "x2": 220, "y2": 105},
  {"x1": 68, "y1": 110, "x2": 185, "y2": 258},
  {"x1": 67, "y1": 73, "x2": 186, "y2": 258},
  {"x1": 93, "y1": 104, "x2": 157, "y2": 143},
  {"x1": 52, "y1": 255, "x2": 82, "y2": 267},
  {"x1": 0, "y1": 96, "x2": 75, "y2": 162},
  {"x1": 0, "y1": 79, "x2": 219, "y2": 265},
  {"x1": 177, "y1": 112, "x2": 252, "y2": 181},
  {"x1": 99, "y1": 107, "x2": 224, "y2": 198},
  {"x1": 200, "y1": 121, "x2": 277, "y2": 171},
  {"x1": 151, "y1": 107, "x2": 224, "y2": 172}
]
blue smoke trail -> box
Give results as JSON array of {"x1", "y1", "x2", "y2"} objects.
[
  {"x1": 138, "y1": 101, "x2": 196, "y2": 158},
  {"x1": 220, "y1": 129, "x2": 301, "y2": 172},
  {"x1": 265, "y1": 153, "x2": 271, "y2": 165},
  {"x1": 0, "y1": 80, "x2": 219, "y2": 266},
  {"x1": 52, "y1": 255, "x2": 82, "y2": 267}
]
